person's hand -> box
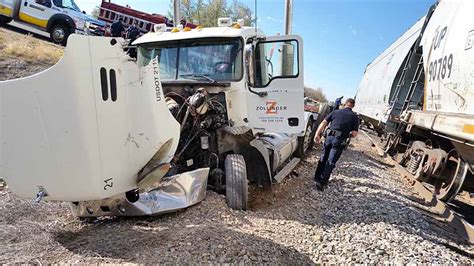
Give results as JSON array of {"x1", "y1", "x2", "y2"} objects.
[{"x1": 315, "y1": 134, "x2": 321, "y2": 144}]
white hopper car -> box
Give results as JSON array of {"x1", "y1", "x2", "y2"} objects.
[{"x1": 355, "y1": 0, "x2": 474, "y2": 202}]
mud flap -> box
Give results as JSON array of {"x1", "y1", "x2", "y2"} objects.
[{"x1": 0, "y1": 35, "x2": 180, "y2": 201}]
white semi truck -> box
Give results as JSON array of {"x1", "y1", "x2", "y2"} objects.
[
  {"x1": 0, "y1": 0, "x2": 105, "y2": 45},
  {"x1": 0, "y1": 18, "x2": 321, "y2": 217}
]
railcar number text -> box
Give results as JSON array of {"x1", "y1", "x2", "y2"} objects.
[{"x1": 428, "y1": 54, "x2": 453, "y2": 82}]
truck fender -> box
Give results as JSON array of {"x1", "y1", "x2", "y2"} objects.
[
  {"x1": 248, "y1": 139, "x2": 273, "y2": 186},
  {"x1": 46, "y1": 13, "x2": 75, "y2": 31}
]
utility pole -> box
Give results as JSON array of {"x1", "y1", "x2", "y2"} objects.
[
  {"x1": 173, "y1": 0, "x2": 180, "y2": 27},
  {"x1": 284, "y1": 0, "x2": 293, "y2": 35},
  {"x1": 282, "y1": 0, "x2": 294, "y2": 76}
]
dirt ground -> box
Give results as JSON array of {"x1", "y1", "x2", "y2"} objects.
[{"x1": 0, "y1": 27, "x2": 62, "y2": 81}]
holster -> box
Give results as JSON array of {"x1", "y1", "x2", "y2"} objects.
[{"x1": 324, "y1": 128, "x2": 344, "y2": 139}]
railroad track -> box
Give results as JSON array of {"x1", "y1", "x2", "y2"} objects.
[{"x1": 361, "y1": 129, "x2": 474, "y2": 256}]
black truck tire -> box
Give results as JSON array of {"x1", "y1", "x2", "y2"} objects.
[
  {"x1": 307, "y1": 118, "x2": 317, "y2": 151},
  {"x1": 225, "y1": 154, "x2": 248, "y2": 210},
  {"x1": 315, "y1": 103, "x2": 331, "y2": 127},
  {"x1": 50, "y1": 23, "x2": 70, "y2": 46},
  {"x1": 0, "y1": 15, "x2": 12, "y2": 25},
  {"x1": 296, "y1": 119, "x2": 315, "y2": 158}
]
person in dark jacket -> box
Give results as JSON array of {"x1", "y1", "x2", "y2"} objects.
[
  {"x1": 335, "y1": 96, "x2": 344, "y2": 110},
  {"x1": 126, "y1": 21, "x2": 141, "y2": 42},
  {"x1": 111, "y1": 18, "x2": 125, "y2": 37},
  {"x1": 124, "y1": 21, "x2": 141, "y2": 58},
  {"x1": 313, "y1": 98, "x2": 359, "y2": 191}
]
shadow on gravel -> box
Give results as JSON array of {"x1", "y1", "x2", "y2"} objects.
[
  {"x1": 52, "y1": 220, "x2": 313, "y2": 263},
  {"x1": 285, "y1": 147, "x2": 469, "y2": 250}
]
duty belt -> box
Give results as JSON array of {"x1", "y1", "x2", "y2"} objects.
[{"x1": 325, "y1": 128, "x2": 344, "y2": 138}]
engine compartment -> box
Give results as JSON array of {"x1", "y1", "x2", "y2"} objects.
[{"x1": 162, "y1": 84, "x2": 231, "y2": 190}]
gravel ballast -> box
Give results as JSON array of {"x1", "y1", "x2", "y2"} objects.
[{"x1": 0, "y1": 134, "x2": 472, "y2": 263}]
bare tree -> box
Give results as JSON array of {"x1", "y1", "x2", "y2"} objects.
[
  {"x1": 91, "y1": 7, "x2": 100, "y2": 19},
  {"x1": 304, "y1": 86, "x2": 327, "y2": 102},
  {"x1": 229, "y1": 0, "x2": 253, "y2": 26},
  {"x1": 169, "y1": 0, "x2": 253, "y2": 27}
]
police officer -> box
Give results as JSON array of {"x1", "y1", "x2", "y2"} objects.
[
  {"x1": 313, "y1": 98, "x2": 359, "y2": 191},
  {"x1": 126, "y1": 21, "x2": 141, "y2": 42},
  {"x1": 111, "y1": 18, "x2": 125, "y2": 38},
  {"x1": 335, "y1": 96, "x2": 344, "y2": 110}
]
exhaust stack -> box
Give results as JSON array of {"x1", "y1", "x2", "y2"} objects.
[{"x1": 284, "y1": 0, "x2": 293, "y2": 35}]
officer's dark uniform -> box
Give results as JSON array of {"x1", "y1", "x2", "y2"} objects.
[
  {"x1": 314, "y1": 107, "x2": 359, "y2": 187},
  {"x1": 126, "y1": 25, "x2": 141, "y2": 42},
  {"x1": 335, "y1": 96, "x2": 343, "y2": 110},
  {"x1": 111, "y1": 20, "x2": 125, "y2": 37}
]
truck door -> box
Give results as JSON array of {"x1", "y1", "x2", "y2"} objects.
[
  {"x1": 0, "y1": 0, "x2": 15, "y2": 18},
  {"x1": 247, "y1": 35, "x2": 304, "y2": 134},
  {"x1": 19, "y1": 0, "x2": 54, "y2": 28}
]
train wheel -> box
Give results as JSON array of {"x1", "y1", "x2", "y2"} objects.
[
  {"x1": 384, "y1": 134, "x2": 398, "y2": 156},
  {"x1": 434, "y1": 150, "x2": 468, "y2": 203}
]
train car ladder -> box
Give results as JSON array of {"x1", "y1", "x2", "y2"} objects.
[{"x1": 402, "y1": 56, "x2": 425, "y2": 112}]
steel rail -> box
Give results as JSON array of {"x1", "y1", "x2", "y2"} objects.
[{"x1": 362, "y1": 130, "x2": 474, "y2": 255}]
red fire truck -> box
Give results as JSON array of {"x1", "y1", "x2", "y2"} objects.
[{"x1": 98, "y1": 0, "x2": 196, "y2": 35}]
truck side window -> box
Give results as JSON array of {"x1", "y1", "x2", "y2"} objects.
[
  {"x1": 255, "y1": 40, "x2": 299, "y2": 87},
  {"x1": 36, "y1": 0, "x2": 52, "y2": 8},
  {"x1": 52, "y1": 0, "x2": 61, "y2": 7}
]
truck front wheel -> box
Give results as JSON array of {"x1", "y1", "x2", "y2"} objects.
[
  {"x1": 50, "y1": 24, "x2": 70, "y2": 46},
  {"x1": 296, "y1": 119, "x2": 315, "y2": 159},
  {"x1": 0, "y1": 15, "x2": 12, "y2": 25},
  {"x1": 225, "y1": 154, "x2": 248, "y2": 210}
]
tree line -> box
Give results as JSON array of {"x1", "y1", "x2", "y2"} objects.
[
  {"x1": 304, "y1": 86, "x2": 327, "y2": 102},
  {"x1": 170, "y1": 0, "x2": 253, "y2": 27}
]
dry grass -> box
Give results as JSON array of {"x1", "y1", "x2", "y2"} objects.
[{"x1": 0, "y1": 30, "x2": 63, "y2": 64}]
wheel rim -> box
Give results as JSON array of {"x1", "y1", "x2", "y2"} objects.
[
  {"x1": 52, "y1": 27, "x2": 65, "y2": 42},
  {"x1": 434, "y1": 150, "x2": 467, "y2": 203}
]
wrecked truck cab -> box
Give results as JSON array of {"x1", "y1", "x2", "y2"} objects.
[
  {"x1": 128, "y1": 24, "x2": 308, "y2": 210},
  {"x1": 2, "y1": 19, "x2": 308, "y2": 216},
  {"x1": 0, "y1": 35, "x2": 208, "y2": 214}
]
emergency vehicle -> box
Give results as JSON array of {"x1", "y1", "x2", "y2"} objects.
[{"x1": 0, "y1": 0, "x2": 105, "y2": 45}]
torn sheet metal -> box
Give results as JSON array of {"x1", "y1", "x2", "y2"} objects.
[{"x1": 70, "y1": 167, "x2": 209, "y2": 217}]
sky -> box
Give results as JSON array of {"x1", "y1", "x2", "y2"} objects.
[{"x1": 76, "y1": 0, "x2": 435, "y2": 101}]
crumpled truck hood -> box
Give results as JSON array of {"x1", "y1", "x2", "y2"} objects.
[{"x1": 0, "y1": 35, "x2": 180, "y2": 201}]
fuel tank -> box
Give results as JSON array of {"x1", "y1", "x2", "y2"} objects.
[
  {"x1": 0, "y1": 35, "x2": 180, "y2": 201},
  {"x1": 257, "y1": 133, "x2": 298, "y2": 171}
]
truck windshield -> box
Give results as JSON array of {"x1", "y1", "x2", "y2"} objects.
[
  {"x1": 59, "y1": 0, "x2": 81, "y2": 12},
  {"x1": 138, "y1": 38, "x2": 243, "y2": 82}
]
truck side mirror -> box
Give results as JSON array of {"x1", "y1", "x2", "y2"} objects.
[{"x1": 245, "y1": 44, "x2": 255, "y2": 87}]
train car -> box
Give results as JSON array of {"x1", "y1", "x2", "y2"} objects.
[
  {"x1": 357, "y1": 0, "x2": 474, "y2": 203},
  {"x1": 354, "y1": 16, "x2": 426, "y2": 134}
]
